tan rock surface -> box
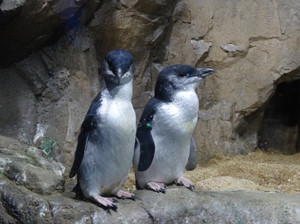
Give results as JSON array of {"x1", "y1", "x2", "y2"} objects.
[{"x1": 0, "y1": 0, "x2": 299, "y2": 167}]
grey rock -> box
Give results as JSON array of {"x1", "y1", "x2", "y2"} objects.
[
  {"x1": 0, "y1": 143, "x2": 299, "y2": 223},
  {"x1": 0, "y1": 135, "x2": 23, "y2": 151},
  {"x1": 4, "y1": 159, "x2": 64, "y2": 195},
  {"x1": 0, "y1": 0, "x2": 25, "y2": 11},
  {"x1": 0, "y1": 177, "x2": 53, "y2": 224},
  {"x1": 2, "y1": 173, "x2": 300, "y2": 224},
  {"x1": 136, "y1": 188, "x2": 206, "y2": 223},
  {"x1": 191, "y1": 39, "x2": 212, "y2": 61},
  {"x1": 0, "y1": 137, "x2": 65, "y2": 195},
  {"x1": 3, "y1": 179, "x2": 300, "y2": 224},
  {"x1": 15, "y1": 54, "x2": 50, "y2": 95},
  {"x1": 195, "y1": 190, "x2": 300, "y2": 224},
  {"x1": 221, "y1": 43, "x2": 247, "y2": 57},
  {"x1": 1, "y1": 139, "x2": 298, "y2": 223},
  {"x1": 47, "y1": 192, "x2": 151, "y2": 224},
  {"x1": 199, "y1": 100, "x2": 236, "y2": 122},
  {"x1": 0, "y1": 69, "x2": 37, "y2": 145},
  {"x1": 0, "y1": 25, "x2": 100, "y2": 167},
  {"x1": 0, "y1": 0, "x2": 100, "y2": 65},
  {"x1": 137, "y1": 188, "x2": 300, "y2": 224}
]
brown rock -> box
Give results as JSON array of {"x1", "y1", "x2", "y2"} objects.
[{"x1": 0, "y1": 0, "x2": 299, "y2": 167}]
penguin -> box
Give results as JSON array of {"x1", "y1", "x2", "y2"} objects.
[
  {"x1": 69, "y1": 49, "x2": 136, "y2": 210},
  {"x1": 133, "y1": 64, "x2": 214, "y2": 192}
]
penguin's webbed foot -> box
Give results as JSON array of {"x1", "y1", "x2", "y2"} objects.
[
  {"x1": 146, "y1": 182, "x2": 167, "y2": 193},
  {"x1": 175, "y1": 176, "x2": 195, "y2": 191},
  {"x1": 115, "y1": 189, "x2": 136, "y2": 201},
  {"x1": 89, "y1": 195, "x2": 118, "y2": 211}
]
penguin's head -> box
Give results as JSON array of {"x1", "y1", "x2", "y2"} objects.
[
  {"x1": 102, "y1": 49, "x2": 135, "y2": 85},
  {"x1": 155, "y1": 64, "x2": 215, "y2": 100}
]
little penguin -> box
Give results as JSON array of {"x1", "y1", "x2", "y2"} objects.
[
  {"x1": 69, "y1": 49, "x2": 136, "y2": 210},
  {"x1": 133, "y1": 64, "x2": 215, "y2": 192}
]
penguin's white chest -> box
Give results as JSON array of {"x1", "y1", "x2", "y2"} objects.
[
  {"x1": 85, "y1": 97, "x2": 136, "y2": 194},
  {"x1": 147, "y1": 90, "x2": 198, "y2": 184},
  {"x1": 105, "y1": 99, "x2": 135, "y2": 132},
  {"x1": 155, "y1": 90, "x2": 199, "y2": 136}
]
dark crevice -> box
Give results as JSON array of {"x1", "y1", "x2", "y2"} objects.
[
  {"x1": 143, "y1": 207, "x2": 155, "y2": 223},
  {"x1": 258, "y1": 79, "x2": 300, "y2": 154}
]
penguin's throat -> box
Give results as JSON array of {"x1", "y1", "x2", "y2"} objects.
[
  {"x1": 102, "y1": 80, "x2": 133, "y2": 101},
  {"x1": 173, "y1": 90, "x2": 199, "y2": 112}
]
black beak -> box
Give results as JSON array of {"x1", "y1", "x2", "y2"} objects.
[
  {"x1": 117, "y1": 68, "x2": 122, "y2": 85},
  {"x1": 197, "y1": 68, "x2": 215, "y2": 78}
]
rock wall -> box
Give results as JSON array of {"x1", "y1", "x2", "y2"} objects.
[
  {"x1": 165, "y1": 0, "x2": 300, "y2": 161},
  {"x1": 0, "y1": 0, "x2": 299, "y2": 167}
]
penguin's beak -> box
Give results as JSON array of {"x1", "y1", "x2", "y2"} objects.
[
  {"x1": 197, "y1": 68, "x2": 215, "y2": 78},
  {"x1": 116, "y1": 68, "x2": 122, "y2": 85}
]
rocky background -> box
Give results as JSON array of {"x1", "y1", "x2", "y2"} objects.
[
  {"x1": 0, "y1": 0, "x2": 300, "y2": 223},
  {"x1": 0, "y1": 0, "x2": 300, "y2": 167}
]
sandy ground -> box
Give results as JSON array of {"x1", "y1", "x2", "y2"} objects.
[{"x1": 123, "y1": 149, "x2": 300, "y2": 193}]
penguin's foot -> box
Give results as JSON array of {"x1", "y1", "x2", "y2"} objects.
[
  {"x1": 175, "y1": 176, "x2": 195, "y2": 191},
  {"x1": 115, "y1": 189, "x2": 136, "y2": 201},
  {"x1": 89, "y1": 195, "x2": 118, "y2": 211},
  {"x1": 146, "y1": 182, "x2": 167, "y2": 193}
]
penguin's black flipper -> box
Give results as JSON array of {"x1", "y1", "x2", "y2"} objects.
[
  {"x1": 136, "y1": 98, "x2": 159, "y2": 172},
  {"x1": 69, "y1": 94, "x2": 102, "y2": 178},
  {"x1": 69, "y1": 115, "x2": 97, "y2": 178},
  {"x1": 136, "y1": 126, "x2": 155, "y2": 172},
  {"x1": 185, "y1": 137, "x2": 197, "y2": 171}
]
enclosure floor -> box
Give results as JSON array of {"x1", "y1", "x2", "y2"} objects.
[{"x1": 123, "y1": 150, "x2": 300, "y2": 193}]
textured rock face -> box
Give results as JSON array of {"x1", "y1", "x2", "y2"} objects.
[
  {"x1": 166, "y1": 0, "x2": 300, "y2": 161},
  {"x1": 0, "y1": 31, "x2": 100, "y2": 166},
  {"x1": 0, "y1": 0, "x2": 101, "y2": 165},
  {"x1": 0, "y1": 0, "x2": 100, "y2": 65},
  {"x1": 89, "y1": 0, "x2": 178, "y2": 120},
  {"x1": 1, "y1": 140, "x2": 300, "y2": 223},
  {"x1": 0, "y1": 0, "x2": 299, "y2": 167},
  {"x1": 1, "y1": 1, "x2": 300, "y2": 223},
  {"x1": 0, "y1": 136, "x2": 65, "y2": 195}
]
